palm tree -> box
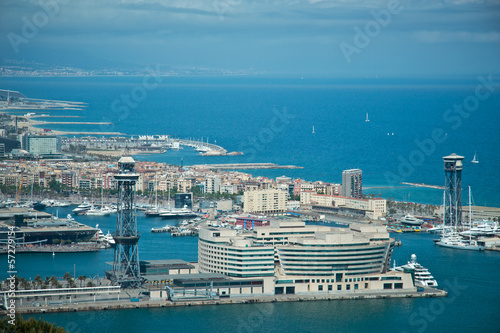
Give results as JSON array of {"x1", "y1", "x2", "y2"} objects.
[
  {"x1": 49, "y1": 275, "x2": 58, "y2": 288},
  {"x1": 63, "y1": 272, "x2": 73, "y2": 287},
  {"x1": 34, "y1": 275, "x2": 43, "y2": 289},
  {"x1": 78, "y1": 275, "x2": 86, "y2": 287}
]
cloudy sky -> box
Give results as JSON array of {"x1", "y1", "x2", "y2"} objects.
[{"x1": 1, "y1": 0, "x2": 499, "y2": 76}]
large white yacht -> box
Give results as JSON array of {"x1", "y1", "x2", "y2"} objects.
[
  {"x1": 392, "y1": 254, "x2": 438, "y2": 287},
  {"x1": 400, "y1": 215, "x2": 424, "y2": 226},
  {"x1": 72, "y1": 201, "x2": 92, "y2": 215},
  {"x1": 160, "y1": 206, "x2": 197, "y2": 219}
]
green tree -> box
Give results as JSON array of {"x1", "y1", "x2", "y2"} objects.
[
  {"x1": 34, "y1": 275, "x2": 43, "y2": 289},
  {"x1": 0, "y1": 317, "x2": 68, "y2": 332},
  {"x1": 78, "y1": 275, "x2": 87, "y2": 287}
]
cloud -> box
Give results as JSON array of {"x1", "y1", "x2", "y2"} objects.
[{"x1": 415, "y1": 30, "x2": 500, "y2": 43}]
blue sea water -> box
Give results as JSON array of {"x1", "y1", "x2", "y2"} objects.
[
  {"x1": 1, "y1": 76, "x2": 500, "y2": 332},
  {"x1": 1, "y1": 76, "x2": 499, "y2": 207}
]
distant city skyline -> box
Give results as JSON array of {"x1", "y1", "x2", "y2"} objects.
[{"x1": 1, "y1": 0, "x2": 499, "y2": 77}]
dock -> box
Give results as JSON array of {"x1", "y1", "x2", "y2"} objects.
[{"x1": 4, "y1": 287, "x2": 447, "y2": 315}]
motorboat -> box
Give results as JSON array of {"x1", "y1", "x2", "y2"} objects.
[
  {"x1": 72, "y1": 201, "x2": 92, "y2": 215},
  {"x1": 400, "y1": 215, "x2": 424, "y2": 226}
]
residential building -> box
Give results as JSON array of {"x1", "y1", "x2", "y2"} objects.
[
  {"x1": 243, "y1": 189, "x2": 287, "y2": 214},
  {"x1": 341, "y1": 169, "x2": 363, "y2": 199}
]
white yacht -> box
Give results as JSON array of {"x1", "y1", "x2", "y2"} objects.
[
  {"x1": 160, "y1": 206, "x2": 197, "y2": 219},
  {"x1": 400, "y1": 215, "x2": 424, "y2": 226},
  {"x1": 426, "y1": 225, "x2": 453, "y2": 234},
  {"x1": 393, "y1": 254, "x2": 438, "y2": 287},
  {"x1": 459, "y1": 220, "x2": 499, "y2": 237},
  {"x1": 85, "y1": 205, "x2": 113, "y2": 216},
  {"x1": 94, "y1": 224, "x2": 115, "y2": 246},
  {"x1": 72, "y1": 201, "x2": 92, "y2": 215}
]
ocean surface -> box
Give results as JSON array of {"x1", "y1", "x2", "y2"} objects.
[
  {"x1": 1, "y1": 76, "x2": 499, "y2": 332},
  {"x1": 1, "y1": 76, "x2": 499, "y2": 207}
]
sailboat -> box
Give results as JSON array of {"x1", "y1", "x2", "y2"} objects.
[
  {"x1": 145, "y1": 174, "x2": 161, "y2": 217},
  {"x1": 471, "y1": 151, "x2": 479, "y2": 164},
  {"x1": 312, "y1": 125, "x2": 315, "y2": 134},
  {"x1": 436, "y1": 187, "x2": 486, "y2": 251},
  {"x1": 365, "y1": 113, "x2": 370, "y2": 122}
]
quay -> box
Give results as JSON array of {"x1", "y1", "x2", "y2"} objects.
[
  {"x1": 0, "y1": 243, "x2": 103, "y2": 254},
  {"x1": 4, "y1": 287, "x2": 447, "y2": 315}
]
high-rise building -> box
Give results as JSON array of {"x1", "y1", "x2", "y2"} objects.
[{"x1": 341, "y1": 169, "x2": 363, "y2": 199}]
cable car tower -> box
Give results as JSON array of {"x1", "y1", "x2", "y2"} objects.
[
  {"x1": 111, "y1": 156, "x2": 142, "y2": 288},
  {"x1": 443, "y1": 153, "x2": 464, "y2": 228}
]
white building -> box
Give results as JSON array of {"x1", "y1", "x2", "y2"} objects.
[
  {"x1": 204, "y1": 176, "x2": 220, "y2": 194},
  {"x1": 198, "y1": 221, "x2": 414, "y2": 296},
  {"x1": 243, "y1": 189, "x2": 287, "y2": 214},
  {"x1": 300, "y1": 192, "x2": 386, "y2": 219}
]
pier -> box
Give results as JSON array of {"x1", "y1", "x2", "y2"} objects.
[{"x1": 400, "y1": 182, "x2": 446, "y2": 190}]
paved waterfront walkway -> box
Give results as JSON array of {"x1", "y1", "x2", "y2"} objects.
[{"x1": 6, "y1": 287, "x2": 447, "y2": 315}]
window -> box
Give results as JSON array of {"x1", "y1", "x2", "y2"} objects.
[
  {"x1": 328, "y1": 285, "x2": 332, "y2": 291},
  {"x1": 365, "y1": 283, "x2": 368, "y2": 289},
  {"x1": 321, "y1": 279, "x2": 325, "y2": 283},
  {"x1": 318, "y1": 285, "x2": 323, "y2": 291},
  {"x1": 354, "y1": 284, "x2": 358, "y2": 290},
  {"x1": 346, "y1": 284, "x2": 350, "y2": 290},
  {"x1": 383, "y1": 283, "x2": 392, "y2": 290},
  {"x1": 394, "y1": 283, "x2": 403, "y2": 289},
  {"x1": 337, "y1": 285, "x2": 342, "y2": 291}
]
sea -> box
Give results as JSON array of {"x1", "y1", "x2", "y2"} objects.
[{"x1": 1, "y1": 76, "x2": 500, "y2": 332}]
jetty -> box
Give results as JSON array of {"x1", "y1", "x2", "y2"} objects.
[
  {"x1": 190, "y1": 163, "x2": 303, "y2": 170},
  {"x1": 400, "y1": 182, "x2": 446, "y2": 190}
]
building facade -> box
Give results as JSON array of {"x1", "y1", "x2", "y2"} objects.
[
  {"x1": 243, "y1": 189, "x2": 287, "y2": 214},
  {"x1": 341, "y1": 169, "x2": 363, "y2": 199}
]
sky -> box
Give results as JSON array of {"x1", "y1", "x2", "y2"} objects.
[{"x1": 1, "y1": 0, "x2": 499, "y2": 77}]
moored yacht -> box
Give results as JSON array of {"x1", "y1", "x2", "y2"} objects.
[
  {"x1": 160, "y1": 206, "x2": 197, "y2": 219},
  {"x1": 392, "y1": 254, "x2": 438, "y2": 287},
  {"x1": 73, "y1": 201, "x2": 92, "y2": 215},
  {"x1": 400, "y1": 215, "x2": 424, "y2": 226}
]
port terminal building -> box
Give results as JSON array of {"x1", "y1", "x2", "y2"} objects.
[{"x1": 157, "y1": 220, "x2": 414, "y2": 300}]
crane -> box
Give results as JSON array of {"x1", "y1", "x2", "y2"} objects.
[{"x1": 15, "y1": 170, "x2": 24, "y2": 206}]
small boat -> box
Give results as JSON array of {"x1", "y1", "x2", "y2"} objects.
[
  {"x1": 392, "y1": 254, "x2": 438, "y2": 287},
  {"x1": 471, "y1": 151, "x2": 479, "y2": 164},
  {"x1": 312, "y1": 125, "x2": 315, "y2": 134},
  {"x1": 365, "y1": 113, "x2": 370, "y2": 122}
]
